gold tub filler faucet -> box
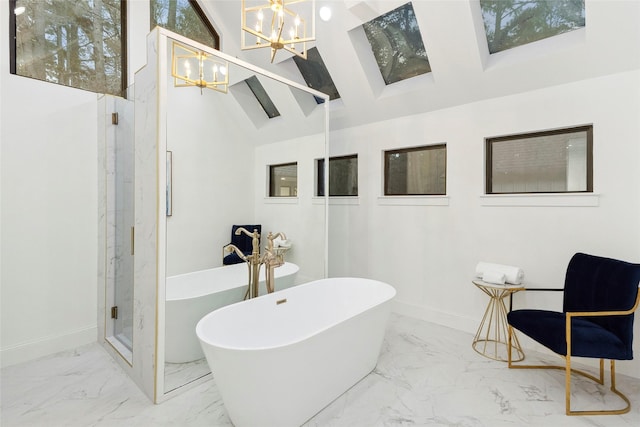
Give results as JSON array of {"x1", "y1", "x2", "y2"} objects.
[{"x1": 222, "y1": 228, "x2": 288, "y2": 299}]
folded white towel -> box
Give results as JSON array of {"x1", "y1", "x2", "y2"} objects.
[
  {"x1": 482, "y1": 270, "x2": 506, "y2": 285},
  {"x1": 278, "y1": 239, "x2": 291, "y2": 248},
  {"x1": 475, "y1": 262, "x2": 524, "y2": 285}
]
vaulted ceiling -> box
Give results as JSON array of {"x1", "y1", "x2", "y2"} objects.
[{"x1": 200, "y1": 1, "x2": 640, "y2": 133}]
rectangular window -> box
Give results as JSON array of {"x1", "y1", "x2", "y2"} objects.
[
  {"x1": 317, "y1": 155, "x2": 358, "y2": 196},
  {"x1": 10, "y1": 0, "x2": 126, "y2": 96},
  {"x1": 384, "y1": 145, "x2": 446, "y2": 195},
  {"x1": 269, "y1": 163, "x2": 297, "y2": 197},
  {"x1": 486, "y1": 125, "x2": 593, "y2": 194}
]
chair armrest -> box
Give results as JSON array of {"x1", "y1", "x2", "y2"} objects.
[
  {"x1": 508, "y1": 287, "x2": 563, "y2": 312},
  {"x1": 566, "y1": 289, "x2": 640, "y2": 319}
]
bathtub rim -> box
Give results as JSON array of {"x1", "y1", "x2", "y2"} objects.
[
  {"x1": 166, "y1": 261, "x2": 299, "y2": 302},
  {"x1": 196, "y1": 277, "x2": 396, "y2": 352}
]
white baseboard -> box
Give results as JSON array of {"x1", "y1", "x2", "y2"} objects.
[
  {"x1": 392, "y1": 299, "x2": 478, "y2": 336},
  {"x1": 1, "y1": 325, "x2": 97, "y2": 368}
]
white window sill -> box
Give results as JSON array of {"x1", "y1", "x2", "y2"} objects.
[
  {"x1": 264, "y1": 197, "x2": 299, "y2": 205},
  {"x1": 377, "y1": 196, "x2": 449, "y2": 206},
  {"x1": 480, "y1": 193, "x2": 599, "y2": 207},
  {"x1": 312, "y1": 196, "x2": 360, "y2": 205}
]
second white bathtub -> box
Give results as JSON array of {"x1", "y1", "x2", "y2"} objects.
[{"x1": 165, "y1": 261, "x2": 299, "y2": 363}]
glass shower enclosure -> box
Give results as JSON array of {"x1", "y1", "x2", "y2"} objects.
[{"x1": 101, "y1": 94, "x2": 135, "y2": 358}]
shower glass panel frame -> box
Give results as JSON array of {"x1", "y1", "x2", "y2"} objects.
[{"x1": 103, "y1": 95, "x2": 135, "y2": 361}]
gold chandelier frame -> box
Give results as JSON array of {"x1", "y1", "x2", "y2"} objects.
[
  {"x1": 171, "y1": 42, "x2": 229, "y2": 94},
  {"x1": 241, "y1": 0, "x2": 316, "y2": 62}
]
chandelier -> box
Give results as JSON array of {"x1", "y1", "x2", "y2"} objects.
[
  {"x1": 241, "y1": 0, "x2": 316, "y2": 63},
  {"x1": 171, "y1": 42, "x2": 229, "y2": 94}
]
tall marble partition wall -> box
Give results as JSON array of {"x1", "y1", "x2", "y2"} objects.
[
  {"x1": 133, "y1": 29, "x2": 167, "y2": 402},
  {"x1": 97, "y1": 29, "x2": 165, "y2": 402}
]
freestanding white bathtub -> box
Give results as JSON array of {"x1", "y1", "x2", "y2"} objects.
[
  {"x1": 196, "y1": 277, "x2": 396, "y2": 427},
  {"x1": 165, "y1": 262, "x2": 299, "y2": 363}
]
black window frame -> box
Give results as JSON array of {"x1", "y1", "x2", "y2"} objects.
[
  {"x1": 9, "y1": 0, "x2": 128, "y2": 97},
  {"x1": 150, "y1": 0, "x2": 220, "y2": 50},
  {"x1": 384, "y1": 144, "x2": 447, "y2": 196},
  {"x1": 316, "y1": 154, "x2": 358, "y2": 197},
  {"x1": 485, "y1": 125, "x2": 593, "y2": 194},
  {"x1": 269, "y1": 162, "x2": 298, "y2": 197}
]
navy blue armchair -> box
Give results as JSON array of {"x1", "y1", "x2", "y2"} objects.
[
  {"x1": 223, "y1": 225, "x2": 261, "y2": 265},
  {"x1": 507, "y1": 252, "x2": 640, "y2": 415}
]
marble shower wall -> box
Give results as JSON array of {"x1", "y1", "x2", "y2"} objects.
[{"x1": 97, "y1": 29, "x2": 165, "y2": 403}]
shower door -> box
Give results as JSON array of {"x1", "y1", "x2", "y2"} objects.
[{"x1": 106, "y1": 95, "x2": 135, "y2": 353}]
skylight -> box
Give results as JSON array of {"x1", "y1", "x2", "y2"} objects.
[
  {"x1": 480, "y1": 0, "x2": 585, "y2": 54},
  {"x1": 362, "y1": 2, "x2": 431, "y2": 85},
  {"x1": 292, "y1": 47, "x2": 341, "y2": 104},
  {"x1": 244, "y1": 76, "x2": 281, "y2": 119}
]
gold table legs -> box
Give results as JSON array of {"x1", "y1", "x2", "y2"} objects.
[{"x1": 472, "y1": 281, "x2": 524, "y2": 362}]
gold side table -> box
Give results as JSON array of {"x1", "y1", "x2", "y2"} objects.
[{"x1": 472, "y1": 280, "x2": 525, "y2": 362}]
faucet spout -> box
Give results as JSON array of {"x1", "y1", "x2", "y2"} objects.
[
  {"x1": 234, "y1": 226, "x2": 257, "y2": 238},
  {"x1": 269, "y1": 232, "x2": 287, "y2": 242},
  {"x1": 235, "y1": 227, "x2": 261, "y2": 261},
  {"x1": 223, "y1": 244, "x2": 247, "y2": 262}
]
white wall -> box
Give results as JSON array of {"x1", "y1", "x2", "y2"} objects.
[
  {"x1": 165, "y1": 71, "x2": 255, "y2": 276},
  {"x1": 0, "y1": 0, "x2": 150, "y2": 367},
  {"x1": 254, "y1": 134, "x2": 327, "y2": 284},
  {"x1": 0, "y1": 59, "x2": 99, "y2": 366},
  {"x1": 328, "y1": 69, "x2": 640, "y2": 378}
]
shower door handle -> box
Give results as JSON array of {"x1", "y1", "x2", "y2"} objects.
[{"x1": 130, "y1": 226, "x2": 135, "y2": 256}]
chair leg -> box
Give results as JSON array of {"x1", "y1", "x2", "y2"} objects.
[
  {"x1": 566, "y1": 358, "x2": 631, "y2": 416},
  {"x1": 565, "y1": 352, "x2": 572, "y2": 415},
  {"x1": 509, "y1": 347, "x2": 631, "y2": 415},
  {"x1": 507, "y1": 325, "x2": 512, "y2": 367}
]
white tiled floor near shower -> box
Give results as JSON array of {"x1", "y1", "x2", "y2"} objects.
[{"x1": 2, "y1": 314, "x2": 639, "y2": 427}]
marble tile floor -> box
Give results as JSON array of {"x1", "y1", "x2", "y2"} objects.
[
  {"x1": 164, "y1": 358, "x2": 210, "y2": 394},
  {"x1": 2, "y1": 313, "x2": 639, "y2": 427}
]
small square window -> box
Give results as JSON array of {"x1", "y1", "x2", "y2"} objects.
[
  {"x1": 317, "y1": 155, "x2": 358, "y2": 196},
  {"x1": 269, "y1": 163, "x2": 297, "y2": 197},
  {"x1": 384, "y1": 145, "x2": 446, "y2": 196},
  {"x1": 486, "y1": 125, "x2": 593, "y2": 194}
]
